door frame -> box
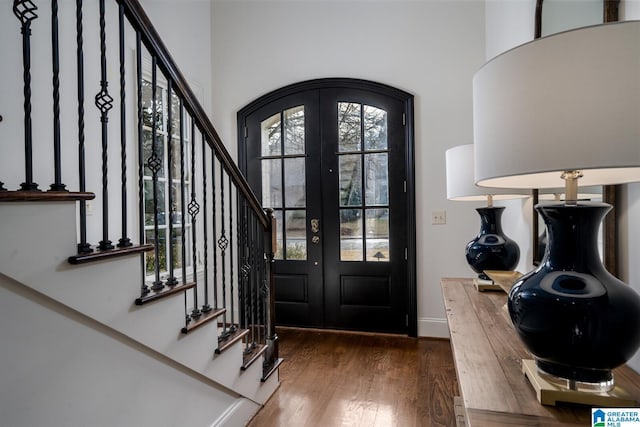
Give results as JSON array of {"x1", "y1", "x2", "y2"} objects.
[{"x1": 237, "y1": 78, "x2": 417, "y2": 337}]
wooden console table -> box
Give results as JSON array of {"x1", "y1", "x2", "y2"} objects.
[{"x1": 441, "y1": 277, "x2": 640, "y2": 426}]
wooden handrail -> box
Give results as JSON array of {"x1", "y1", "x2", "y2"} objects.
[{"x1": 117, "y1": 0, "x2": 268, "y2": 229}]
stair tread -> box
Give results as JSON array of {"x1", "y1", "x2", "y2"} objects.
[
  {"x1": 0, "y1": 190, "x2": 94, "y2": 202},
  {"x1": 241, "y1": 343, "x2": 267, "y2": 371},
  {"x1": 181, "y1": 307, "x2": 226, "y2": 334},
  {"x1": 261, "y1": 357, "x2": 284, "y2": 382},
  {"x1": 68, "y1": 244, "x2": 153, "y2": 264},
  {"x1": 135, "y1": 281, "x2": 196, "y2": 305},
  {"x1": 215, "y1": 327, "x2": 249, "y2": 354}
]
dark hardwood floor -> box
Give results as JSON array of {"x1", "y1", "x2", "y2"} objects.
[{"x1": 248, "y1": 328, "x2": 459, "y2": 427}]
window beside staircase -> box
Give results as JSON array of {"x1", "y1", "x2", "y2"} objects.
[{"x1": 141, "y1": 76, "x2": 193, "y2": 280}]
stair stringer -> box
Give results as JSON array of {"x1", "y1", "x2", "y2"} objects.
[
  {"x1": 0, "y1": 272, "x2": 258, "y2": 427},
  {"x1": 0, "y1": 202, "x2": 279, "y2": 407}
]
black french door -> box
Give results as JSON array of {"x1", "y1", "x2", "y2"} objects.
[{"x1": 239, "y1": 79, "x2": 415, "y2": 334}]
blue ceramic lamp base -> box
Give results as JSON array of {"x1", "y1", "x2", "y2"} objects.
[
  {"x1": 465, "y1": 206, "x2": 520, "y2": 280},
  {"x1": 509, "y1": 202, "x2": 640, "y2": 390}
]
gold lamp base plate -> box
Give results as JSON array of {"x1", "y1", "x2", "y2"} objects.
[
  {"x1": 522, "y1": 359, "x2": 638, "y2": 407},
  {"x1": 473, "y1": 278, "x2": 502, "y2": 292},
  {"x1": 483, "y1": 270, "x2": 523, "y2": 293}
]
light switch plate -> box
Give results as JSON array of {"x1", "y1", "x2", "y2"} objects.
[{"x1": 432, "y1": 210, "x2": 446, "y2": 225}]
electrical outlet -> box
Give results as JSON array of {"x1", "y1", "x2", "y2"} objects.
[
  {"x1": 432, "y1": 210, "x2": 446, "y2": 225},
  {"x1": 86, "y1": 201, "x2": 94, "y2": 216}
]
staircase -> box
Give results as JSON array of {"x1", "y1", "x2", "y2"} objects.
[{"x1": 0, "y1": 1, "x2": 281, "y2": 425}]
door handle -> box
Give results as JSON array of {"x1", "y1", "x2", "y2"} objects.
[{"x1": 311, "y1": 218, "x2": 320, "y2": 234}]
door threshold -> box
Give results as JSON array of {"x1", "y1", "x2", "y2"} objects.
[{"x1": 276, "y1": 325, "x2": 410, "y2": 338}]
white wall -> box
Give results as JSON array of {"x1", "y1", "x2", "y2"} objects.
[
  {"x1": 483, "y1": 0, "x2": 537, "y2": 276},
  {"x1": 211, "y1": 0, "x2": 488, "y2": 337},
  {"x1": 140, "y1": 0, "x2": 214, "y2": 116},
  {"x1": 621, "y1": 0, "x2": 640, "y2": 19},
  {"x1": 485, "y1": 0, "x2": 536, "y2": 60}
]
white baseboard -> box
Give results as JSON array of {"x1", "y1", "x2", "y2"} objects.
[
  {"x1": 211, "y1": 397, "x2": 260, "y2": 427},
  {"x1": 417, "y1": 317, "x2": 450, "y2": 338}
]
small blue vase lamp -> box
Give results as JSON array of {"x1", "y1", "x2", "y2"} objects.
[
  {"x1": 474, "y1": 21, "x2": 640, "y2": 393},
  {"x1": 446, "y1": 144, "x2": 527, "y2": 281}
]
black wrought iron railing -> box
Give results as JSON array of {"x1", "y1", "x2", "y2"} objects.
[{"x1": 1, "y1": 0, "x2": 279, "y2": 379}]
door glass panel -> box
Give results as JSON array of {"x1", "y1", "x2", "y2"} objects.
[
  {"x1": 340, "y1": 209, "x2": 363, "y2": 261},
  {"x1": 261, "y1": 112, "x2": 282, "y2": 156},
  {"x1": 366, "y1": 208, "x2": 390, "y2": 262},
  {"x1": 364, "y1": 105, "x2": 387, "y2": 150},
  {"x1": 284, "y1": 106, "x2": 305, "y2": 155},
  {"x1": 285, "y1": 210, "x2": 307, "y2": 260},
  {"x1": 365, "y1": 153, "x2": 389, "y2": 206},
  {"x1": 273, "y1": 210, "x2": 284, "y2": 260},
  {"x1": 261, "y1": 159, "x2": 282, "y2": 208},
  {"x1": 261, "y1": 107, "x2": 308, "y2": 261},
  {"x1": 339, "y1": 155, "x2": 362, "y2": 207},
  {"x1": 338, "y1": 102, "x2": 361, "y2": 152},
  {"x1": 337, "y1": 102, "x2": 391, "y2": 262},
  {"x1": 284, "y1": 157, "x2": 306, "y2": 208}
]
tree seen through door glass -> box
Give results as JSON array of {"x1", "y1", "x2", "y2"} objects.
[
  {"x1": 364, "y1": 105, "x2": 387, "y2": 150},
  {"x1": 284, "y1": 106, "x2": 305, "y2": 155},
  {"x1": 366, "y1": 208, "x2": 389, "y2": 261},
  {"x1": 261, "y1": 112, "x2": 282, "y2": 156},
  {"x1": 261, "y1": 158, "x2": 282, "y2": 208},
  {"x1": 273, "y1": 210, "x2": 283, "y2": 259},
  {"x1": 260, "y1": 106, "x2": 307, "y2": 260},
  {"x1": 284, "y1": 157, "x2": 305, "y2": 207},
  {"x1": 286, "y1": 210, "x2": 306, "y2": 260},
  {"x1": 338, "y1": 102, "x2": 361, "y2": 151},
  {"x1": 338, "y1": 102, "x2": 390, "y2": 262},
  {"x1": 340, "y1": 209, "x2": 363, "y2": 261},
  {"x1": 339, "y1": 154, "x2": 362, "y2": 206},
  {"x1": 365, "y1": 153, "x2": 388, "y2": 205}
]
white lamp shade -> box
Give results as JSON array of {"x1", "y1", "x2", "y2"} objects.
[
  {"x1": 473, "y1": 21, "x2": 640, "y2": 189},
  {"x1": 446, "y1": 144, "x2": 529, "y2": 200}
]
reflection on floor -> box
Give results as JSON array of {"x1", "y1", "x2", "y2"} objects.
[{"x1": 248, "y1": 327, "x2": 458, "y2": 427}]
